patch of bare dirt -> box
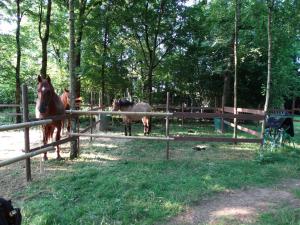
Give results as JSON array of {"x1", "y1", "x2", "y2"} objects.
[
  {"x1": 0, "y1": 129, "x2": 128, "y2": 200},
  {"x1": 164, "y1": 179, "x2": 300, "y2": 225}
]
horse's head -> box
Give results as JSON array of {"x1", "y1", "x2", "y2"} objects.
[
  {"x1": 112, "y1": 99, "x2": 120, "y2": 111},
  {"x1": 37, "y1": 75, "x2": 54, "y2": 114}
]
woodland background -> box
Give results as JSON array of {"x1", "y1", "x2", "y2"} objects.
[{"x1": 0, "y1": 0, "x2": 299, "y2": 109}]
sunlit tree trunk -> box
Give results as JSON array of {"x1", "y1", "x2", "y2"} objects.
[
  {"x1": 15, "y1": 0, "x2": 22, "y2": 123},
  {"x1": 233, "y1": 0, "x2": 240, "y2": 139},
  {"x1": 101, "y1": 15, "x2": 109, "y2": 105},
  {"x1": 261, "y1": 0, "x2": 274, "y2": 138}
]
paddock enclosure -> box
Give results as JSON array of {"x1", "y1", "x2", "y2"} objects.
[
  {"x1": 1, "y1": 84, "x2": 299, "y2": 182},
  {"x1": 1, "y1": 85, "x2": 300, "y2": 225}
]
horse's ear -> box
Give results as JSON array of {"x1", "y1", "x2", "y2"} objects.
[
  {"x1": 46, "y1": 75, "x2": 51, "y2": 83},
  {"x1": 38, "y1": 75, "x2": 42, "y2": 83},
  {"x1": 64, "y1": 88, "x2": 69, "y2": 92}
]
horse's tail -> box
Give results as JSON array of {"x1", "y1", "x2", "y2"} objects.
[
  {"x1": 148, "y1": 117, "x2": 152, "y2": 133},
  {"x1": 147, "y1": 103, "x2": 152, "y2": 133},
  {"x1": 44, "y1": 125, "x2": 55, "y2": 143}
]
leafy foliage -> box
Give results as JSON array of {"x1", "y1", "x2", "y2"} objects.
[{"x1": 0, "y1": 0, "x2": 299, "y2": 107}]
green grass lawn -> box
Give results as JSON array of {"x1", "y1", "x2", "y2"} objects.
[{"x1": 12, "y1": 119, "x2": 300, "y2": 225}]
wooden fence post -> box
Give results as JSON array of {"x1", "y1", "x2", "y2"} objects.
[
  {"x1": 166, "y1": 92, "x2": 170, "y2": 160},
  {"x1": 221, "y1": 95, "x2": 225, "y2": 133},
  {"x1": 292, "y1": 98, "x2": 295, "y2": 115},
  {"x1": 181, "y1": 103, "x2": 184, "y2": 126},
  {"x1": 90, "y1": 92, "x2": 93, "y2": 142},
  {"x1": 21, "y1": 84, "x2": 32, "y2": 182}
]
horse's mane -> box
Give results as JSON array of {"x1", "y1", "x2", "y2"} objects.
[{"x1": 118, "y1": 99, "x2": 135, "y2": 107}]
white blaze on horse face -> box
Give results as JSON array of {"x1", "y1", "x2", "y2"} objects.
[{"x1": 41, "y1": 86, "x2": 46, "y2": 92}]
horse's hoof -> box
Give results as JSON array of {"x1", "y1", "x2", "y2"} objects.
[
  {"x1": 43, "y1": 156, "x2": 48, "y2": 161},
  {"x1": 56, "y1": 156, "x2": 64, "y2": 161}
]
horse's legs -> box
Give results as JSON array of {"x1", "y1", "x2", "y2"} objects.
[
  {"x1": 148, "y1": 117, "x2": 151, "y2": 134},
  {"x1": 55, "y1": 125, "x2": 62, "y2": 160},
  {"x1": 62, "y1": 120, "x2": 65, "y2": 135},
  {"x1": 142, "y1": 117, "x2": 150, "y2": 135},
  {"x1": 124, "y1": 124, "x2": 128, "y2": 136},
  {"x1": 42, "y1": 126, "x2": 49, "y2": 161},
  {"x1": 67, "y1": 117, "x2": 71, "y2": 133},
  {"x1": 128, "y1": 123, "x2": 132, "y2": 136}
]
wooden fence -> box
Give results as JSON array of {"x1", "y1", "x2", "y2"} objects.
[{"x1": 5, "y1": 87, "x2": 299, "y2": 183}]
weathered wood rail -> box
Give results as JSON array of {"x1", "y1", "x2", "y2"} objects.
[{"x1": 3, "y1": 87, "x2": 299, "y2": 183}]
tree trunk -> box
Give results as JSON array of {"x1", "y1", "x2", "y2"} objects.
[
  {"x1": 69, "y1": 0, "x2": 78, "y2": 159},
  {"x1": 15, "y1": 0, "x2": 22, "y2": 123},
  {"x1": 233, "y1": 0, "x2": 240, "y2": 139},
  {"x1": 264, "y1": 1, "x2": 273, "y2": 113},
  {"x1": 222, "y1": 72, "x2": 230, "y2": 107},
  {"x1": 74, "y1": 0, "x2": 87, "y2": 98},
  {"x1": 39, "y1": 0, "x2": 52, "y2": 78},
  {"x1": 261, "y1": 0, "x2": 274, "y2": 138},
  {"x1": 147, "y1": 66, "x2": 153, "y2": 105},
  {"x1": 101, "y1": 16, "x2": 109, "y2": 105}
]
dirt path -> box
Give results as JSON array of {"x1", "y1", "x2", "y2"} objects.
[
  {"x1": 165, "y1": 179, "x2": 300, "y2": 225},
  {"x1": 0, "y1": 129, "x2": 128, "y2": 199}
]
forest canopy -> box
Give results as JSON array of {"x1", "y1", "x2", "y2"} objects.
[{"x1": 0, "y1": 0, "x2": 299, "y2": 108}]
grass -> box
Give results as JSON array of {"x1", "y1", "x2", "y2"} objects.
[
  {"x1": 255, "y1": 208, "x2": 300, "y2": 225},
  {"x1": 11, "y1": 120, "x2": 300, "y2": 224}
]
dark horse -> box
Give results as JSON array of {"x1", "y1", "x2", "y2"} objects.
[
  {"x1": 112, "y1": 99, "x2": 152, "y2": 136},
  {"x1": 35, "y1": 75, "x2": 65, "y2": 160}
]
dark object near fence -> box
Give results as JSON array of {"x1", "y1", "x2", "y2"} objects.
[
  {"x1": 266, "y1": 116, "x2": 294, "y2": 137},
  {"x1": 213, "y1": 117, "x2": 228, "y2": 132},
  {"x1": 0, "y1": 198, "x2": 22, "y2": 225},
  {"x1": 263, "y1": 115, "x2": 295, "y2": 150}
]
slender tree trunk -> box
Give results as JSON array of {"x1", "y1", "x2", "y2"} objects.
[
  {"x1": 39, "y1": 0, "x2": 52, "y2": 78},
  {"x1": 222, "y1": 72, "x2": 230, "y2": 107},
  {"x1": 233, "y1": 0, "x2": 240, "y2": 139},
  {"x1": 261, "y1": 0, "x2": 274, "y2": 138},
  {"x1": 74, "y1": 0, "x2": 87, "y2": 98},
  {"x1": 69, "y1": 0, "x2": 78, "y2": 159},
  {"x1": 147, "y1": 64, "x2": 153, "y2": 105},
  {"x1": 101, "y1": 16, "x2": 109, "y2": 105},
  {"x1": 264, "y1": 2, "x2": 273, "y2": 113},
  {"x1": 15, "y1": 0, "x2": 22, "y2": 123}
]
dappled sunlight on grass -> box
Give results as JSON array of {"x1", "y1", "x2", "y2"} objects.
[
  {"x1": 4, "y1": 121, "x2": 300, "y2": 225},
  {"x1": 163, "y1": 201, "x2": 183, "y2": 212},
  {"x1": 80, "y1": 152, "x2": 122, "y2": 161},
  {"x1": 212, "y1": 207, "x2": 255, "y2": 218},
  {"x1": 92, "y1": 142, "x2": 119, "y2": 148}
]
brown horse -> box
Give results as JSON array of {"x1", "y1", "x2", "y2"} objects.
[
  {"x1": 112, "y1": 99, "x2": 152, "y2": 136},
  {"x1": 60, "y1": 88, "x2": 82, "y2": 133},
  {"x1": 35, "y1": 75, "x2": 65, "y2": 160},
  {"x1": 60, "y1": 89, "x2": 71, "y2": 133}
]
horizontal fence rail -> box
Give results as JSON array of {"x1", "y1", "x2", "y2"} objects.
[
  {"x1": 173, "y1": 136, "x2": 263, "y2": 143},
  {"x1": 0, "y1": 104, "x2": 20, "y2": 108},
  {"x1": 0, "y1": 146, "x2": 55, "y2": 167},
  {"x1": 29, "y1": 136, "x2": 76, "y2": 153},
  {"x1": 0, "y1": 119, "x2": 53, "y2": 132},
  {"x1": 71, "y1": 133, "x2": 174, "y2": 141},
  {"x1": 67, "y1": 110, "x2": 173, "y2": 117},
  {"x1": 173, "y1": 112, "x2": 265, "y2": 120},
  {"x1": 224, "y1": 120, "x2": 260, "y2": 137}
]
